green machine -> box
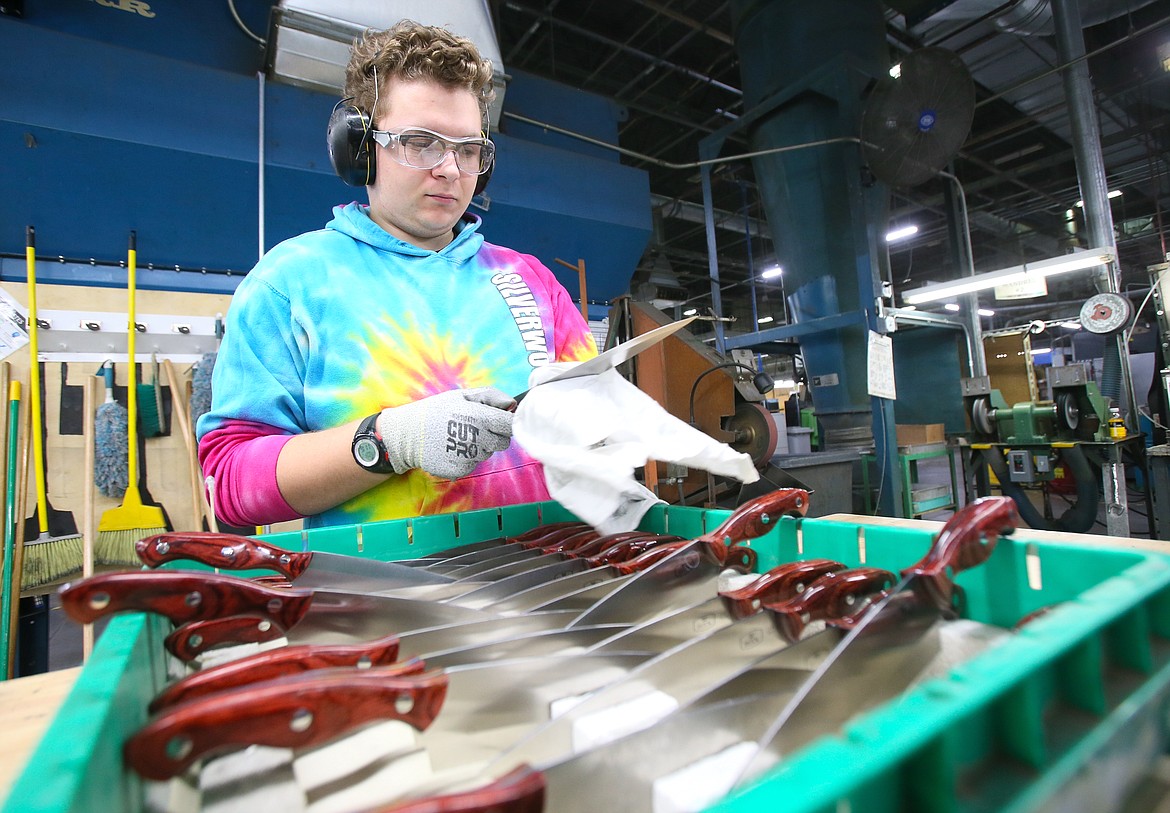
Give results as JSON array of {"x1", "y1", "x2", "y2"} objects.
[
  {"x1": 960, "y1": 364, "x2": 1114, "y2": 533},
  {"x1": 962, "y1": 365, "x2": 1113, "y2": 446}
]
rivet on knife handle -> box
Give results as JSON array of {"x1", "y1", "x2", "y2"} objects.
[
  {"x1": 149, "y1": 635, "x2": 409, "y2": 712},
  {"x1": 701, "y1": 487, "x2": 810, "y2": 545},
  {"x1": 137, "y1": 531, "x2": 313, "y2": 580},
  {"x1": 718, "y1": 559, "x2": 845, "y2": 620},
  {"x1": 901, "y1": 495, "x2": 1019, "y2": 610},
  {"x1": 764, "y1": 566, "x2": 896, "y2": 642},
  {"x1": 58, "y1": 571, "x2": 314, "y2": 629},
  {"x1": 124, "y1": 668, "x2": 450, "y2": 780},
  {"x1": 369, "y1": 764, "x2": 546, "y2": 813},
  {"x1": 165, "y1": 615, "x2": 288, "y2": 661}
]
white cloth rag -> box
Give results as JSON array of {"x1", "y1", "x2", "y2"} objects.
[{"x1": 513, "y1": 363, "x2": 760, "y2": 534}]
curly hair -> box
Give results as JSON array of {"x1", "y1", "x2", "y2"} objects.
[{"x1": 344, "y1": 20, "x2": 496, "y2": 126}]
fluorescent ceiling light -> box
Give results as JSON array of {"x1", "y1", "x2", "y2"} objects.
[
  {"x1": 1058, "y1": 321, "x2": 1082, "y2": 330},
  {"x1": 978, "y1": 308, "x2": 995, "y2": 316},
  {"x1": 1030, "y1": 347, "x2": 1052, "y2": 356},
  {"x1": 944, "y1": 303, "x2": 960, "y2": 312},
  {"x1": 886, "y1": 225, "x2": 919, "y2": 242},
  {"x1": 1075, "y1": 190, "x2": 1122, "y2": 207},
  {"x1": 683, "y1": 308, "x2": 697, "y2": 316},
  {"x1": 902, "y1": 249, "x2": 1114, "y2": 305},
  {"x1": 757, "y1": 315, "x2": 774, "y2": 324},
  {"x1": 760, "y1": 266, "x2": 783, "y2": 280}
]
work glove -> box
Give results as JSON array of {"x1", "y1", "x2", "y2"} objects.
[{"x1": 376, "y1": 388, "x2": 516, "y2": 480}]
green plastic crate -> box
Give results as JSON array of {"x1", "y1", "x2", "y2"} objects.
[{"x1": 4, "y1": 502, "x2": 1170, "y2": 813}]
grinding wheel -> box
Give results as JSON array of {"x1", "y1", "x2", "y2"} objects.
[{"x1": 726, "y1": 402, "x2": 779, "y2": 467}]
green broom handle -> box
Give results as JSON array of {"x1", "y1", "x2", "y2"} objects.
[
  {"x1": 1, "y1": 382, "x2": 21, "y2": 680},
  {"x1": 127, "y1": 231, "x2": 138, "y2": 492},
  {"x1": 25, "y1": 227, "x2": 48, "y2": 536}
]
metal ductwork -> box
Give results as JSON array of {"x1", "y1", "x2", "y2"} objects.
[
  {"x1": 728, "y1": 0, "x2": 890, "y2": 448},
  {"x1": 266, "y1": 0, "x2": 508, "y2": 129},
  {"x1": 891, "y1": 0, "x2": 1163, "y2": 36}
]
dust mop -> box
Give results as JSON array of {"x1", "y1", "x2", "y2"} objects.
[
  {"x1": 20, "y1": 226, "x2": 82, "y2": 591},
  {"x1": 93, "y1": 360, "x2": 128, "y2": 498},
  {"x1": 96, "y1": 231, "x2": 169, "y2": 565}
]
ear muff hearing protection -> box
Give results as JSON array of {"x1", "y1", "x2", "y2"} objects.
[{"x1": 327, "y1": 100, "x2": 493, "y2": 195}]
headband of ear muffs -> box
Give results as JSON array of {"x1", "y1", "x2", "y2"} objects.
[{"x1": 327, "y1": 100, "x2": 493, "y2": 195}]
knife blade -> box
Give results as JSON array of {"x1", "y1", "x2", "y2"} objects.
[
  {"x1": 137, "y1": 532, "x2": 457, "y2": 594},
  {"x1": 511, "y1": 315, "x2": 697, "y2": 403},
  {"x1": 492, "y1": 566, "x2": 895, "y2": 769}
]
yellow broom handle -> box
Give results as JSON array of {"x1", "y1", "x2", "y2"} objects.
[
  {"x1": 25, "y1": 227, "x2": 47, "y2": 534},
  {"x1": 127, "y1": 231, "x2": 138, "y2": 491}
]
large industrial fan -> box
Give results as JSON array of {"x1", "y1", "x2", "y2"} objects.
[{"x1": 860, "y1": 47, "x2": 976, "y2": 188}]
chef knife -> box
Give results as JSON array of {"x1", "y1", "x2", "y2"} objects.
[
  {"x1": 125, "y1": 651, "x2": 655, "y2": 781},
  {"x1": 136, "y1": 532, "x2": 457, "y2": 594},
  {"x1": 727, "y1": 494, "x2": 1020, "y2": 790},
  {"x1": 511, "y1": 315, "x2": 697, "y2": 403},
  {"x1": 58, "y1": 569, "x2": 498, "y2": 644}
]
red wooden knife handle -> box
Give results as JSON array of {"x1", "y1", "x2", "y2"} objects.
[
  {"x1": 563, "y1": 531, "x2": 650, "y2": 559},
  {"x1": 718, "y1": 559, "x2": 845, "y2": 620},
  {"x1": 903, "y1": 496, "x2": 1019, "y2": 609},
  {"x1": 150, "y1": 635, "x2": 408, "y2": 712},
  {"x1": 370, "y1": 765, "x2": 546, "y2": 813},
  {"x1": 520, "y1": 525, "x2": 593, "y2": 550},
  {"x1": 136, "y1": 531, "x2": 311, "y2": 580},
  {"x1": 700, "y1": 488, "x2": 810, "y2": 547},
  {"x1": 609, "y1": 540, "x2": 690, "y2": 575},
  {"x1": 58, "y1": 571, "x2": 313, "y2": 628},
  {"x1": 509, "y1": 521, "x2": 585, "y2": 544},
  {"x1": 764, "y1": 566, "x2": 896, "y2": 642},
  {"x1": 583, "y1": 535, "x2": 685, "y2": 567},
  {"x1": 166, "y1": 615, "x2": 287, "y2": 661},
  {"x1": 538, "y1": 529, "x2": 599, "y2": 554},
  {"x1": 125, "y1": 668, "x2": 450, "y2": 780}
]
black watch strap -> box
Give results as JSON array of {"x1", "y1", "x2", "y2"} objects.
[{"x1": 352, "y1": 412, "x2": 394, "y2": 474}]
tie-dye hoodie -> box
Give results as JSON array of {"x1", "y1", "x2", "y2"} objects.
[{"x1": 196, "y1": 202, "x2": 597, "y2": 529}]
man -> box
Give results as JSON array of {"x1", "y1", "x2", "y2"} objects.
[{"x1": 197, "y1": 21, "x2": 597, "y2": 529}]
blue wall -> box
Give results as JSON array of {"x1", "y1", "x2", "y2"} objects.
[{"x1": 0, "y1": 3, "x2": 650, "y2": 304}]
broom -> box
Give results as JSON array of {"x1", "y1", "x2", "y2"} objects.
[
  {"x1": 96, "y1": 230, "x2": 169, "y2": 565},
  {"x1": 20, "y1": 226, "x2": 82, "y2": 591}
]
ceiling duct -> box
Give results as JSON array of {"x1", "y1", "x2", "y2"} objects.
[
  {"x1": 266, "y1": 0, "x2": 507, "y2": 129},
  {"x1": 896, "y1": 0, "x2": 1163, "y2": 37}
]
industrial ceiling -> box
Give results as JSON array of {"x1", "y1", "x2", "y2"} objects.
[{"x1": 489, "y1": 0, "x2": 1170, "y2": 339}]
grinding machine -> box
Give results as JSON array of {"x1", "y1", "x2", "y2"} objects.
[{"x1": 959, "y1": 364, "x2": 1147, "y2": 534}]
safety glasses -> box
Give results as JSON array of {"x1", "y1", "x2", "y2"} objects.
[{"x1": 369, "y1": 126, "x2": 495, "y2": 175}]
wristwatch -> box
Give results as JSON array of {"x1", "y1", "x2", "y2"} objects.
[{"x1": 351, "y1": 413, "x2": 394, "y2": 473}]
